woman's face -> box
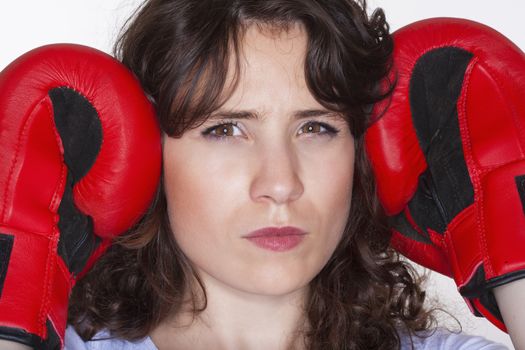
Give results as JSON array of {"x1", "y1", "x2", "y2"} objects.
[{"x1": 163, "y1": 24, "x2": 355, "y2": 297}]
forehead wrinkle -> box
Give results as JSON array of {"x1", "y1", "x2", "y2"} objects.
[
  {"x1": 210, "y1": 23, "x2": 338, "y2": 126},
  {"x1": 207, "y1": 108, "x2": 342, "y2": 122}
]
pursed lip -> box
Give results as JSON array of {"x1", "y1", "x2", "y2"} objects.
[
  {"x1": 244, "y1": 226, "x2": 307, "y2": 238},
  {"x1": 243, "y1": 226, "x2": 307, "y2": 252}
]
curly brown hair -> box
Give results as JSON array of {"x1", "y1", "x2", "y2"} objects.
[{"x1": 69, "y1": 0, "x2": 436, "y2": 348}]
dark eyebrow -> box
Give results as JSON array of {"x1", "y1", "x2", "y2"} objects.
[
  {"x1": 208, "y1": 109, "x2": 342, "y2": 121},
  {"x1": 208, "y1": 110, "x2": 257, "y2": 121},
  {"x1": 294, "y1": 109, "x2": 341, "y2": 120}
]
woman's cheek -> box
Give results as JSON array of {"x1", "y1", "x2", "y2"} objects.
[
  {"x1": 309, "y1": 138, "x2": 355, "y2": 246},
  {"x1": 163, "y1": 140, "x2": 250, "y2": 235}
]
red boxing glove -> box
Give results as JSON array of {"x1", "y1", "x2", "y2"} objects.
[
  {"x1": 0, "y1": 45, "x2": 161, "y2": 348},
  {"x1": 366, "y1": 18, "x2": 525, "y2": 331}
]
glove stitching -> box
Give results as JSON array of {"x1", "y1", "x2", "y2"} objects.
[
  {"x1": 36, "y1": 99, "x2": 67, "y2": 338},
  {"x1": 49, "y1": 254, "x2": 73, "y2": 347},
  {"x1": 458, "y1": 57, "x2": 494, "y2": 280},
  {"x1": 427, "y1": 228, "x2": 446, "y2": 250},
  {"x1": 48, "y1": 105, "x2": 67, "y2": 212},
  {"x1": 1, "y1": 97, "x2": 47, "y2": 222},
  {"x1": 39, "y1": 225, "x2": 61, "y2": 336}
]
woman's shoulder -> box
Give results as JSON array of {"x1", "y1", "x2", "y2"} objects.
[
  {"x1": 400, "y1": 328, "x2": 509, "y2": 350},
  {"x1": 65, "y1": 326, "x2": 508, "y2": 350},
  {"x1": 64, "y1": 326, "x2": 158, "y2": 350}
]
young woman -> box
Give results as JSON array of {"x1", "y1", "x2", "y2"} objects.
[
  {"x1": 64, "y1": 0, "x2": 510, "y2": 348},
  {"x1": 0, "y1": 0, "x2": 509, "y2": 349}
]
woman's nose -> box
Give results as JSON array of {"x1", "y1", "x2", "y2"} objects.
[{"x1": 249, "y1": 140, "x2": 304, "y2": 205}]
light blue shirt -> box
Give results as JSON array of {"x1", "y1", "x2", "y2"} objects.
[{"x1": 64, "y1": 326, "x2": 508, "y2": 349}]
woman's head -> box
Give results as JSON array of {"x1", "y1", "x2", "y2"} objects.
[
  {"x1": 115, "y1": 0, "x2": 392, "y2": 297},
  {"x1": 70, "y1": 1, "x2": 432, "y2": 348},
  {"x1": 162, "y1": 23, "x2": 355, "y2": 297}
]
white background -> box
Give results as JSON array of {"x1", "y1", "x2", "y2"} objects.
[{"x1": 0, "y1": 1, "x2": 520, "y2": 348}]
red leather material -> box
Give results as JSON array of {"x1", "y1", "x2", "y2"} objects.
[
  {"x1": 390, "y1": 229, "x2": 451, "y2": 276},
  {"x1": 365, "y1": 92, "x2": 427, "y2": 216},
  {"x1": 0, "y1": 44, "x2": 161, "y2": 346},
  {"x1": 445, "y1": 204, "x2": 479, "y2": 287},
  {"x1": 0, "y1": 225, "x2": 53, "y2": 332},
  {"x1": 48, "y1": 255, "x2": 72, "y2": 345},
  {"x1": 0, "y1": 44, "x2": 161, "y2": 236},
  {"x1": 483, "y1": 162, "x2": 525, "y2": 278},
  {"x1": 465, "y1": 62, "x2": 524, "y2": 166},
  {"x1": 366, "y1": 18, "x2": 525, "y2": 331}
]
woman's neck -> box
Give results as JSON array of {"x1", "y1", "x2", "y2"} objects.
[{"x1": 150, "y1": 275, "x2": 308, "y2": 350}]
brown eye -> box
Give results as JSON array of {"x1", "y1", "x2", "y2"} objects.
[
  {"x1": 300, "y1": 122, "x2": 323, "y2": 134},
  {"x1": 214, "y1": 124, "x2": 235, "y2": 136},
  {"x1": 298, "y1": 121, "x2": 339, "y2": 137},
  {"x1": 202, "y1": 121, "x2": 242, "y2": 140}
]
